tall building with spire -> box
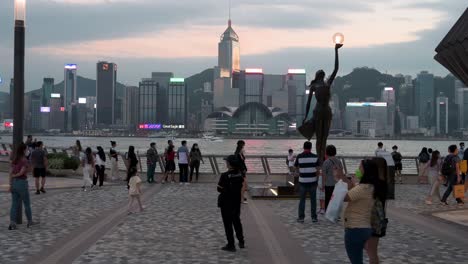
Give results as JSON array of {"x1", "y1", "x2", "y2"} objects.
[
  {"x1": 218, "y1": 19, "x2": 240, "y2": 75},
  {"x1": 214, "y1": 3, "x2": 241, "y2": 108}
]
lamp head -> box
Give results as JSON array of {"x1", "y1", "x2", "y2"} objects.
[
  {"x1": 333, "y1": 32, "x2": 344, "y2": 45},
  {"x1": 15, "y1": 0, "x2": 26, "y2": 23}
]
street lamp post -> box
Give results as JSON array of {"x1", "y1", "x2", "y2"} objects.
[
  {"x1": 13, "y1": 0, "x2": 25, "y2": 149},
  {"x1": 13, "y1": 0, "x2": 26, "y2": 225}
]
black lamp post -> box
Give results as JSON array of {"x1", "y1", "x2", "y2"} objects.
[{"x1": 13, "y1": 0, "x2": 26, "y2": 224}]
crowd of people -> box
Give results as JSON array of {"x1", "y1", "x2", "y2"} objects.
[{"x1": 7, "y1": 136, "x2": 468, "y2": 263}]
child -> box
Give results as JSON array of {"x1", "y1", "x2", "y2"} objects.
[{"x1": 127, "y1": 167, "x2": 144, "y2": 214}]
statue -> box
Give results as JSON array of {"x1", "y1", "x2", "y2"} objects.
[{"x1": 298, "y1": 43, "x2": 343, "y2": 162}]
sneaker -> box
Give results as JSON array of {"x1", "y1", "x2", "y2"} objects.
[
  {"x1": 221, "y1": 245, "x2": 236, "y2": 252},
  {"x1": 8, "y1": 224, "x2": 17, "y2": 230},
  {"x1": 425, "y1": 200, "x2": 433, "y2": 205},
  {"x1": 239, "y1": 242, "x2": 245, "y2": 249},
  {"x1": 312, "y1": 217, "x2": 318, "y2": 223},
  {"x1": 27, "y1": 221, "x2": 40, "y2": 228},
  {"x1": 242, "y1": 200, "x2": 248, "y2": 204},
  {"x1": 440, "y1": 201, "x2": 449, "y2": 206},
  {"x1": 35, "y1": 190, "x2": 41, "y2": 195},
  {"x1": 319, "y1": 209, "x2": 325, "y2": 215},
  {"x1": 297, "y1": 218, "x2": 305, "y2": 223},
  {"x1": 40, "y1": 188, "x2": 46, "y2": 193}
]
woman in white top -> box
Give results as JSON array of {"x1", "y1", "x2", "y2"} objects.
[
  {"x1": 93, "y1": 146, "x2": 106, "y2": 187},
  {"x1": 424, "y1": 150, "x2": 442, "y2": 204},
  {"x1": 81, "y1": 147, "x2": 95, "y2": 191},
  {"x1": 127, "y1": 167, "x2": 144, "y2": 214}
]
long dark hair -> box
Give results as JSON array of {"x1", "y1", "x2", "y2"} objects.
[
  {"x1": 126, "y1": 166, "x2": 138, "y2": 183},
  {"x1": 76, "y1": 140, "x2": 82, "y2": 152},
  {"x1": 168, "y1": 145, "x2": 174, "y2": 153},
  {"x1": 360, "y1": 159, "x2": 386, "y2": 202},
  {"x1": 12, "y1": 143, "x2": 27, "y2": 164},
  {"x1": 85, "y1": 147, "x2": 93, "y2": 164},
  {"x1": 235, "y1": 140, "x2": 245, "y2": 155},
  {"x1": 97, "y1": 146, "x2": 106, "y2": 162},
  {"x1": 430, "y1": 150, "x2": 440, "y2": 167},
  {"x1": 191, "y1": 143, "x2": 200, "y2": 153},
  {"x1": 371, "y1": 157, "x2": 388, "y2": 203},
  {"x1": 128, "y1": 146, "x2": 136, "y2": 158},
  {"x1": 419, "y1": 147, "x2": 428, "y2": 156}
]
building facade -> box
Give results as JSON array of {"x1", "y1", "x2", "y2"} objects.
[
  {"x1": 168, "y1": 78, "x2": 187, "y2": 126},
  {"x1": 96, "y1": 61, "x2": 117, "y2": 125},
  {"x1": 123, "y1": 86, "x2": 139, "y2": 129},
  {"x1": 237, "y1": 69, "x2": 264, "y2": 105},
  {"x1": 436, "y1": 95, "x2": 449, "y2": 135},
  {"x1": 41, "y1": 78, "x2": 54, "y2": 106},
  {"x1": 345, "y1": 102, "x2": 388, "y2": 137},
  {"x1": 456, "y1": 88, "x2": 468, "y2": 129},
  {"x1": 286, "y1": 69, "x2": 307, "y2": 125},
  {"x1": 415, "y1": 71, "x2": 435, "y2": 128}
]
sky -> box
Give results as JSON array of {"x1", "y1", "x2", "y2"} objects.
[{"x1": 0, "y1": 0, "x2": 466, "y2": 91}]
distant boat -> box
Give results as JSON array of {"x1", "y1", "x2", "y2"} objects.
[{"x1": 202, "y1": 133, "x2": 223, "y2": 141}]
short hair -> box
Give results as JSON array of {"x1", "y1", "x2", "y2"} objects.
[
  {"x1": 168, "y1": 140, "x2": 173, "y2": 144},
  {"x1": 150, "y1": 142, "x2": 156, "y2": 147},
  {"x1": 182, "y1": 140, "x2": 187, "y2": 145},
  {"x1": 303, "y1": 141, "x2": 312, "y2": 150},
  {"x1": 449, "y1": 145, "x2": 457, "y2": 153},
  {"x1": 36, "y1": 141, "x2": 43, "y2": 147},
  {"x1": 392, "y1": 145, "x2": 398, "y2": 150},
  {"x1": 460, "y1": 142, "x2": 465, "y2": 146},
  {"x1": 288, "y1": 149, "x2": 293, "y2": 153},
  {"x1": 378, "y1": 142, "x2": 383, "y2": 147},
  {"x1": 326, "y1": 145, "x2": 337, "y2": 157}
]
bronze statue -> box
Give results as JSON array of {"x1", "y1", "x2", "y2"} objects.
[{"x1": 298, "y1": 43, "x2": 343, "y2": 162}]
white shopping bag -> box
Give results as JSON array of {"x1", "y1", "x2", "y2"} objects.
[{"x1": 325, "y1": 180, "x2": 348, "y2": 223}]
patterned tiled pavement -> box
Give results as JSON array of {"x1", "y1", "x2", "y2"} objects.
[
  {"x1": 0, "y1": 182, "x2": 467, "y2": 263},
  {"x1": 0, "y1": 184, "x2": 130, "y2": 264},
  {"x1": 73, "y1": 184, "x2": 250, "y2": 264}
]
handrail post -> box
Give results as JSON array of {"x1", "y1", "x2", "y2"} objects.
[{"x1": 341, "y1": 157, "x2": 348, "y2": 175}]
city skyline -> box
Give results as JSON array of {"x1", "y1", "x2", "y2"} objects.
[{"x1": 0, "y1": 0, "x2": 466, "y2": 92}]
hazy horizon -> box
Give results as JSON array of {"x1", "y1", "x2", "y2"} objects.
[{"x1": 0, "y1": 0, "x2": 466, "y2": 91}]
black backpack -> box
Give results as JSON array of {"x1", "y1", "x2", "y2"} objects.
[
  {"x1": 418, "y1": 153, "x2": 430, "y2": 163},
  {"x1": 441, "y1": 156, "x2": 455, "y2": 176}
]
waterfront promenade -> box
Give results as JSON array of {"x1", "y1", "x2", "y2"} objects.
[{"x1": 0, "y1": 171, "x2": 468, "y2": 264}]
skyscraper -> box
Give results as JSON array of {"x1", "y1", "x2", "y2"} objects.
[
  {"x1": 96, "y1": 61, "x2": 117, "y2": 125},
  {"x1": 381, "y1": 87, "x2": 396, "y2": 136},
  {"x1": 457, "y1": 88, "x2": 468, "y2": 129},
  {"x1": 436, "y1": 95, "x2": 448, "y2": 135},
  {"x1": 214, "y1": 13, "x2": 241, "y2": 108},
  {"x1": 30, "y1": 94, "x2": 41, "y2": 131},
  {"x1": 168, "y1": 78, "x2": 187, "y2": 126},
  {"x1": 238, "y1": 69, "x2": 264, "y2": 105},
  {"x1": 64, "y1": 64, "x2": 77, "y2": 108},
  {"x1": 123, "y1": 86, "x2": 139, "y2": 129},
  {"x1": 286, "y1": 69, "x2": 307, "y2": 125},
  {"x1": 138, "y1": 72, "x2": 172, "y2": 126},
  {"x1": 415, "y1": 71, "x2": 435, "y2": 128},
  {"x1": 41, "y1": 78, "x2": 54, "y2": 106},
  {"x1": 345, "y1": 102, "x2": 388, "y2": 137},
  {"x1": 218, "y1": 19, "x2": 240, "y2": 76}
]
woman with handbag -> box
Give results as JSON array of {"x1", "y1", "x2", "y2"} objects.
[
  {"x1": 365, "y1": 157, "x2": 389, "y2": 264},
  {"x1": 341, "y1": 159, "x2": 382, "y2": 264}
]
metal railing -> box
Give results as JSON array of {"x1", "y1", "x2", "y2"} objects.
[{"x1": 0, "y1": 143, "x2": 421, "y2": 177}]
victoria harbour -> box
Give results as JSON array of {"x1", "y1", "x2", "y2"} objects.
[{"x1": 0, "y1": 136, "x2": 461, "y2": 156}]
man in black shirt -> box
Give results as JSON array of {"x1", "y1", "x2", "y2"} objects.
[
  {"x1": 217, "y1": 155, "x2": 245, "y2": 252},
  {"x1": 441, "y1": 145, "x2": 464, "y2": 205}
]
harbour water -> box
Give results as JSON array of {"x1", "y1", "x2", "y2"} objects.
[{"x1": 0, "y1": 136, "x2": 461, "y2": 156}]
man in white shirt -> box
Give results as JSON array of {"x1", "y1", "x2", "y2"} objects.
[{"x1": 177, "y1": 141, "x2": 190, "y2": 185}]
